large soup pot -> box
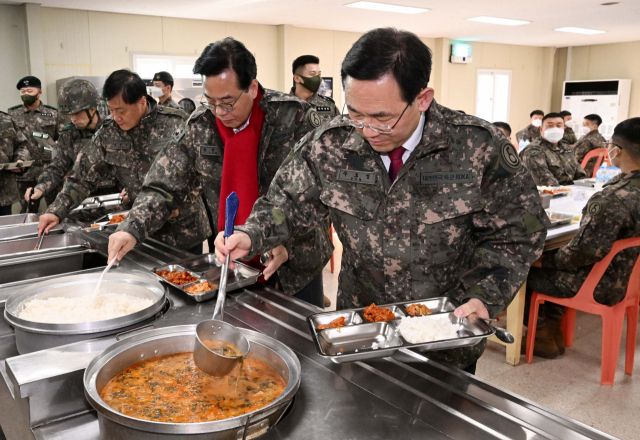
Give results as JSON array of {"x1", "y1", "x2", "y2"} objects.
[
  {"x1": 84, "y1": 325, "x2": 301, "y2": 439},
  {"x1": 4, "y1": 272, "x2": 168, "y2": 354}
]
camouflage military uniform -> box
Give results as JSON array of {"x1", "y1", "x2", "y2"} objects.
[
  {"x1": 573, "y1": 129, "x2": 607, "y2": 177},
  {"x1": 562, "y1": 126, "x2": 577, "y2": 145},
  {"x1": 0, "y1": 111, "x2": 30, "y2": 209},
  {"x1": 515, "y1": 124, "x2": 541, "y2": 143},
  {"x1": 34, "y1": 118, "x2": 118, "y2": 197},
  {"x1": 235, "y1": 100, "x2": 548, "y2": 368},
  {"x1": 290, "y1": 87, "x2": 340, "y2": 124},
  {"x1": 47, "y1": 100, "x2": 210, "y2": 250},
  {"x1": 119, "y1": 86, "x2": 333, "y2": 295},
  {"x1": 520, "y1": 138, "x2": 587, "y2": 186},
  {"x1": 8, "y1": 102, "x2": 64, "y2": 211},
  {"x1": 529, "y1": 170, "x2": 640, "y2": 310},
  {"x1": 160, "y1": 95, "x2": 182, "y2": 111}
]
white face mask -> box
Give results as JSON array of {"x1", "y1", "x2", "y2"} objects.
[
  {"x1": 531, "y1": 119, "x2": 542, "y2": 127},
  {"x1": 580, "y1": 126, "x2": 592, "y2": 136},
  {"x1": 543, "y1": 127, "x2": 565, "y2": 143},
  {"x1": 149, "y1": 87, "x2": 164, "y2": 98}
]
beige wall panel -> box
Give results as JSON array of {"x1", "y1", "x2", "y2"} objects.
[
  {"x1": 479, "y1": 43, "x2": 511, "y2": 69},
  {"x1": 569, "y1": 46, "x2": 591, "y2": 80},
  {"x1": 331, "y1": 30, "x2": 362, "y2": 107},
  {"x1": 286, "y1": 27, "x2": 335, "y2": 95},
  {"x1": 445, "y1": 42, "x2": 483, "y2": 115},
  {"x1": 161, "y1": 17, "x2": 227, "y2": 55},
  {"x1": 0, "y1": 5, "x2": 29, "y2": 112},
  {"x1": 87, "y1": 11, "x2": 163, "y2": 76},
  {"x1": 551, "y1": 47, "x2": 568, "y2": 112}
]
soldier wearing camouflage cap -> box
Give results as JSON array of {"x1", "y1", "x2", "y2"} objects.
[
  {"x1": 26, "y1": 79, "x2": 119, "y2": 205},
  {"x1": 38, "y1": 70, "x2": 209, "y2": 254},
  {"x1": 152, "y1": 71, "x2": 182, "y2": 110},
  {"x1": 9, "y1": 75, "x2": 64, "y2": 212},
  {"x1": 527, "y1": 118, "x2": 640, "y2": 359},
  {"x1": 0, "y1": 111, "x2": 30, "y2": 216},
  {"x1": 215, "y1": 28, "x2": 548, "y2": 371},
  {"x1": 108, "y1": 38, "x2": 332, "y2": 308}
]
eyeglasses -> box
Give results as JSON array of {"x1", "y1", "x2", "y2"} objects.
[
  {"x1": 606, "y1": 140, "x2": 623, "y2": 150},
  {"x1": 341, "y1": 101, "x2": 412, "y2": 134},
  {"x1": 200, "y1": 90, "x2": 244, "y2": 113}
]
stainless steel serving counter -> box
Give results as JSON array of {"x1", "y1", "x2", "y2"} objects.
[{"x1": 0, "y1": 226, "x2": 617, "y2": 440}]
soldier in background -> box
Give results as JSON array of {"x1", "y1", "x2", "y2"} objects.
[
  {"x1": 574, "y1": 113, "x2": 607, "y2": 177},
  {"x1": 9, "y1": 76, "x2": 64, "y2": 212},
  {"x1": 519, "y1": 112, "x2": 587, "y2": 186},
  {"x1": 0, "y1": 111, "x2": 30, "y2": 216},
  {"x1": 526, "y1": 118, "x2": 640, "y2": 359},
  {"x1": 516, "y1": 110, "x2": 544, "y2": 144},
  {"x1": 37, "y1": 69, "x2": 209, "y2": 254},
  {"x1": 25, "y1": 79, "x2": 119, "y2": 206},
  {"x1": 152, "y1": 71, "x2": 182, "y2": 110},
  {"x1": 290, "y1": 55, "x2": 340, "y2": 124},
  {"x1": 108, "y1": 38, "x2": 332, "y2": 308},
  {"x1": 215, "y1": 28, "x2": 548, "y2": 372},
  {"x1": 560, "y1": 110, "x2": 577, "y2": 145},
  {"x1": 494, "y1": 122, "x2": 512, "y2": 142}
]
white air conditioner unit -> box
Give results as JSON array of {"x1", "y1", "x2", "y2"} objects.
[{"x1": 561, "y1": 79, "x2": 631, "y2": 140}]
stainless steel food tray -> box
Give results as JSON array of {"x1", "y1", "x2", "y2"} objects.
[
  {"x1": 152, "y1": 253, "x2": 261, "y2": 302},
  {"x1": 0, "y1": 213, "x2": 39, "y2": 228},
  {"x1": 545, "y1": 210, "x2": 574, "y2": 227},
  {"x1": 83, "y1": 210, "x2": 129, "y2": 232},
  {"x1": 0, "y1": 233, "x2": 90, "y2": 260},
  {"x1": 307, "y1": 298, "x2": 494, "y2": 363},
  {"x1": 0, "y1": 222, "x2": 63, "y2": 242}
]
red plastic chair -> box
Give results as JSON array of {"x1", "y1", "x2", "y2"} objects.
[
  {"x1": 526, "y1": 237, "x2": 640, "y2": 385},
  {"x1": 580, "y1": 148, "x2": 608, "y2": 178}
]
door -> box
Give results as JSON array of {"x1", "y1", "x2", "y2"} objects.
[{"x1": 475, "y1": 70, "x2": 512, "y2": 123}]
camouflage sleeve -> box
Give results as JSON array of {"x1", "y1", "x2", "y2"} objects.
[
  {"x1": 520, "y1": 148, "x2": 559, "y2": 186},
  {"x1": 34, "y1": 131, "x2": 74, "y2": 195},
  {"x1": 11, "y1": 119, "x2": 30, "y2": 162},
  {"x1": 546, "y1": 195, "x2": 630, "y2": 270},
  {"x1": 573, "y1": 138, "x2": 591, "y2": 165},
  {"x1": 566, "y1": 130, "x2": 577, "y2": 145},
  {"x1": 457, "y1": 141, "x2": 548, "y2": 318},
  {"x1": 574, "y1": 161, "x2": 587, "y2": 180},
  {"x1": 45, "y1": 136, "x2": 110, "y2": 220},
  {"x1": 235, "y1": 134, "x2": 330, "y2": 256},
  {"x1": 55, "y1": 113, "x2": 65, "y2": 141},
  {"x1": 117, "y1": 127, "x2": 200, "y2": 244},
  {"x1": 293, "y1": 105, "x2": 321, "y2": 143}
]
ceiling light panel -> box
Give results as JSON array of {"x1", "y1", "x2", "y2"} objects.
[
  {"x1": 467, "y1": 16, "x2": 531, "y2": 26},
  {"x1": 345, "y1": 2, "x2": 429, "y2": 14},
  {"x1": 554, "y1": 27, "x2": 606, "y2": 34}
]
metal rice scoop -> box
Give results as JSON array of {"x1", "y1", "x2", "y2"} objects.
[{"x1": 194, "y1": 192, "x2": 250, "y2": 377}]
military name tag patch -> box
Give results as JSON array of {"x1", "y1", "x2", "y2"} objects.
[
  {"x1": 111, "y1": 141, "x2": 131, "y2": 150},
  {"x1": 316, "y1": 106, "x2": 332, "y2": 112},
  {"x1": 421, "y1": 171, "x2": 472, "y2": 185},
  {"x1": 337, "y1": 169, "x2": 377, "y2": 184},
  {"x1": 40, "y1": 113, "x2": 53, "y2": 117},
  {"x1": 200, "y1": 145, "x2": 221, "y2": 156}
]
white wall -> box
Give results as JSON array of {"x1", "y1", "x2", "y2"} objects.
[{"x1": 0, "y1": 5, "x2": 29, "y2": 112}]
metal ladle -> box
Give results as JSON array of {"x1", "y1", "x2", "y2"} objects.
[{"x1": 194, "y1": 192, "x2": 250, "y2": 377}]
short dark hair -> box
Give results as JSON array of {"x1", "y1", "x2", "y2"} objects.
[
  {"x1": 103, "y1": 69, "x2": 147, "y2": 104},
  {"x1": 494, "y1": 122, "x2": 512, "y2": 137},
  {"x1": 613, "y1": 117, "x2": 640, "y2": 160},
  {"x1": 559, "y1": 110, "x2": 572, "y2": 118},
  {"x1": 293, "y1": 55, "x2": 320, "y2": 75},
  {"x1": 584, "y1": 114, "x2": 603, "y2": 127},
  {"x1": 542, "y1": 112, "x2": 563, "y2": 124},
  {"x1": 341, "y1": 27, "x2": 432, "y2": 103},
  {"x1": 193, "y1": 37, "x2": 257, "y2": 90},
  {"x1": 530, "y1": 110, "x2": 544, "y2": 118}
]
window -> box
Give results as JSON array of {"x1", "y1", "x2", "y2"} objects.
[
  {"x1": 475, "y1": 69, "x2": 512, "y2": 123},
  {"x1": 131, "y1": 54, "x2": 200, "y2": 80}
]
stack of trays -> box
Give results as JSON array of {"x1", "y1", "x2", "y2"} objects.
[
  {"x1": 152, "y1": 254, "x2": 261, "y2": 302},
  {"x1": 307, "y1": 298, "x2": 495, "y2": 364}
]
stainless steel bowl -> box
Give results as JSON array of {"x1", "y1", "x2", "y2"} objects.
[
  {"x1": 84, "y1": 325, "x2": 300, "y2": 440},
  {"x1": 4, "y1": 272, "x2": 167, "y2": 354}
]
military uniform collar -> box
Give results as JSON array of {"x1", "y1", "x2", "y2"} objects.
[
  {"x1": 22, "y1": 101, "x2": 45, "y2": 113},
  {"x1": 584, "y1": 129, "x2": 600, "y2": 140},
  {"x1": 612, "y1": 169, "x2": 640, "y2": 185},
  {"x1": 538, "y1": 137, "x2": 566, "y2": 152},
  {"x1": 138, "y1": 99, "x2": 158, "y2": 127}
]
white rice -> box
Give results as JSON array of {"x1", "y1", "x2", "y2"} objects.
[
  {"x1": 398, "y1": 315, "x2": 458, "y2": 344},
  {"x1": 17, "y1": 293, "x2": 153, "y2": 324}
]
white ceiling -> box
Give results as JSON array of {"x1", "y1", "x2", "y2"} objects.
[{"x1": 9, "y1": 0, "x2": 640, "y2": 47}]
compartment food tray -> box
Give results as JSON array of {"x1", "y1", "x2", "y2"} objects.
[
  {"x1": 152, "y1": 253, "x2": 261, "y2": 302},
  {"x1": 545, "y1": 210, "x2": 574, "y2": 227},
  {"x1": 307, "y1": 297, "x2": 494, "y2": 364}
]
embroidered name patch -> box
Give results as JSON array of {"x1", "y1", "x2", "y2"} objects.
[
  {"x1": 420, "y1": 171, "x2": 473, "y2": 185},
  {"x1": 110, "y1": 141, "x2": 131, "y2": 150},
  {"x1": 200, "y1": 145, "x2": 220, "y2": 156},
  {"x1": 337, "y1": 169, "x2": 377, "y2": 184},
  {"x1": 316, "y1": 106, "x2": 332, "y2": 112}
]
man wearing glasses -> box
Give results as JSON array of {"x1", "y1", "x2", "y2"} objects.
[
  {"x1": 108, "y1": 38, "x2": 332, "y2": 308},
  {"x1": 526, "y1": 118, "x2": 640, "y2": 359},
  {"x1": 214, "y1": 28, "x2": 548, "y2": 372},
  {"x1": 38, "y1": 69, "x2": 209, "y2": 254}
]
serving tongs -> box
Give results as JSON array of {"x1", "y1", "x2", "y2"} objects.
[
  {"x1": 467, "y1": 313, "x2": 515, "y2": 344},
  {"x1": 194, "y1": 192, "x2": 250, "y2": 377}
]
